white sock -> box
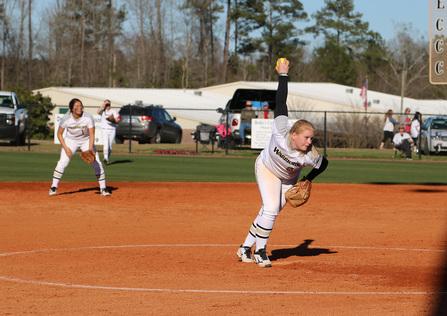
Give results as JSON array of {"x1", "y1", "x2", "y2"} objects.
[{"x1": 255, "y1": 213, "x2": 275, "y2": 251}]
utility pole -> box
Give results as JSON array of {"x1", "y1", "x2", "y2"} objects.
[{"x1": 400, "y1": 69, "x2": 407, "y2": 114}]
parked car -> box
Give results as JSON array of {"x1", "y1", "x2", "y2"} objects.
[
  {"x1": 115, "y1": 104, "x2": 182, "y2": 144},
  {"x1": 420, "y1": 116, "x2": 447, "y2": 154},
  {"x1": 0, "y1": 91, "x2": 27, "y2": 145},
  {"x1": 217, "y1": 89, "x2": 276, "y2": 146}
]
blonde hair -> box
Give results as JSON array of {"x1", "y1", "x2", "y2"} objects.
[{"x1": 289, "y1": 119, "x2": 315, "y2": 135}]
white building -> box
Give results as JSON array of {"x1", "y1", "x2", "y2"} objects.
[{"x1": 35, "y1": 82, "x2": 447, "y2": 131}]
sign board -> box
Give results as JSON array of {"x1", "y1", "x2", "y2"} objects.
[
  {"x1": 54, "y1": 114, "x2": 103, "y2": 145},
  {"x1": 250, "y1": 118, "x2": 297, "y2": 149},
  {"x1": 430, "y1": 0, "x2": 447, "y2": 84}
]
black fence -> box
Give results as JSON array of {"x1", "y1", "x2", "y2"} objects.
[
  {"x1": 176, "y1": 107, "x2": 447, "y2": 157},
  {"x1": 14, "y1": 107, "x2": 447, "y2": 158}
]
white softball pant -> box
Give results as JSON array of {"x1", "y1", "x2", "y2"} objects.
[
  {"x1": 102, "y1": 128, "x2": 116, "y2": 161},
  {"x1": 243, "y1": 156, "x2": 297, "y2": 250},
  {"x1": 51, "y1": 137, "x2": 106, "y2": 190}
]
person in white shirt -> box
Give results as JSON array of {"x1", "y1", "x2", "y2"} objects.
[
  {"x1": 410, "y1": 112, "x2": 422, "y2": 152},
  {"x1": 49, "y1": 98, "x2": 110, "y2": 196},
  {"x1": 393, "y1": 125, "x2": 414, "y2": 159},
  {"x1": 379, "y1": 109, "x2": 397, "y2": 149},
  {"x1": 97, "y1": 99, "x2": 121, "y2": 164},
  {"x1": 236, "y1": 58, "x2": 328, "y2": 268}
]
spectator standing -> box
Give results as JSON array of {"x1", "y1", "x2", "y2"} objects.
[
  {"x1": 400, "y1": 107, "x2": 412, "y2": 133},
  {"x1": 410, "y1": 112, "x2": 422, "y2": 152},
  {"x1": 379, "y1": 109, "x2": 398, "y2": 149},
  {"x1": 393, "y1": 125, "x2": 414, "y2": 159},
  {"x1": 262, "y1": 101, "x2": 272, "y2": 119},
  {"x1": 239, "y1": 100, "x2": 257, "y2": 145}
]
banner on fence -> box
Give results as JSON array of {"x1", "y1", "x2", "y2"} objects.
[{"x1": 251, "y1": 118, "x2": 298, "y2": 149}]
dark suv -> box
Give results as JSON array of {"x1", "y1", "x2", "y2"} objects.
[{"x1": 115, "y1": 104, "x2": 182, "y2": 144}]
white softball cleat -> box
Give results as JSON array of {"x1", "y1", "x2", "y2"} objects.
[
  {"x1": 48, "y1": 187, "x2": 57, "y2": 196},
  {"x1": 253, "y1": 247, "x2": 272, "y2": 268},
  {"x1": 237, "y1": 245, "x2": 253, "y2": 263},
  {"x1": 100, "y1": 189, "x2": 111, "y2": 196}
]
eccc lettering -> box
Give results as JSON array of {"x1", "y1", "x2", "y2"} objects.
[
  {"x1": 273, "y1": 147, "x2": 301, "y2": 168},
  {"x1": 433, "y1": 0, "x2": 447, "y2": 76}
]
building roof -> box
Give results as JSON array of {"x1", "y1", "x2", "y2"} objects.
[{"x1": 203, "y1": 81, "x2": 447, "y2": 115}]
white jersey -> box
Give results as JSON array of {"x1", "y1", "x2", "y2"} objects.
[
  {"x1": 393, "y1": 132, "x2": 412, "y2": 146},
  {"x1": 410, "y1": 120, "x2": 420, "y2": 138},
  {"x1": 100, "y1": 108, "x2": 119, "y2": 130},
  {"x1": 260, "y1": 115, "x2": 323, "y2": 182},
  {"x1": 383, "y1": 117, "x2": 396, "y2": 132},
  {"x1": 100, "y1": 108, "x2": 119, "y2": 129},
  {"x1": 59, "y1": 112, "x2": 95, "y2": 141}
]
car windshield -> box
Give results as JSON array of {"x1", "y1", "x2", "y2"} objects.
[
  {"x1": 0, "y1": 96, "x2": 14, "y2": 108},
  {"x1": 119, "y1": 106, "x2": 145, "y2": 116},
  {"x1": 431, "y1": 119, "x2": 447, "y2": 129}
]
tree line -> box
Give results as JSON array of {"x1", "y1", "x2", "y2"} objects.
[{"x1": 0, "y1": 0, "x2": 444, "y2": 100}]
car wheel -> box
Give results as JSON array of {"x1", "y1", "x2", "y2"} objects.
[
  {"x1": 150, "y1": 130, "x2": 161, "y2": 144},
  {"x1": 115, "y1": 136, "x2": 124, "y2": 144},
  {"x1": 175, "y1": 132, "x2": 182, "y2": 144},
  {"x1": 422, "y1": 139, "x2": 430, "y2": 155},
  {"x1": 14, "y1": 131, "x2": 26, "y2": 146}
]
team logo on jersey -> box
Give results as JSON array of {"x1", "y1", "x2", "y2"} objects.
[
  {"x1": 286, "y1": 167, "x2": 295, "y2": 173},
  {"x1": 273, "y1": 146, "x2": 302, "y2": 167}
]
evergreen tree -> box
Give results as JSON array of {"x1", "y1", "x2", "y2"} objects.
[
  {"x1": 16, "y1": 88, "x2": 55, "y2": 139},
  {"x1": 235, "y1": 0, "x2": 307, "y2": 79},
  {"x1": 307, "y1": 0, "x2": 377, "y2": 85}
]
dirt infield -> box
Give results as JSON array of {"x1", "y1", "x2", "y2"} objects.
[{"x1": 1, "y1": 182, "x2": 446, "y2": 315}]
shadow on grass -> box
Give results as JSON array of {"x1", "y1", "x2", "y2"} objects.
[
  {"x1": 107, "y1": 159, "x2": 133, "y2": 165},
  {"x1": 0, "y1": 142, "x2": 38, "y2": 147},
  {"x1": 270, "y1": 239, "x2": 337, "y2": 262}
]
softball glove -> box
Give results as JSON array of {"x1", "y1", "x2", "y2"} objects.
[
  {"x1": 285, "y1": 179, "x2": 312, "y2": 208},
  {"x1": 80, "y1": 150, "x2": 95, "y2": 164}
]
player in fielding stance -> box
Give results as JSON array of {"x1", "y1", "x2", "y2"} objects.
[
  {"x1": 49, "y1": 98, "x2": 110, "y2": 196},
  {"x1": 236, "y1": 58, "x2": 328, "y2": 267}
]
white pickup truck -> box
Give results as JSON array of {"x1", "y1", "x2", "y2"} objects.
[
  {"x1": 0, "y1": 91, "x2": 27, "y2": 145},
  {"x1": 217, "y1": 88, "x2": 276, "y2": 147}
]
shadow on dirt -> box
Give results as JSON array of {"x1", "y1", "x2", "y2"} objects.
[
  {"x1": 270, "y1": 239, "x2": 337, "y2": 261},
  {"x1": 58, "y1": 186, "x2": 118, "y2": 195}
]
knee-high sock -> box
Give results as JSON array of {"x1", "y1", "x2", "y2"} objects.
[
  {"x1": 51, "y1": 168, "x2": 64, "y2": 188},
  {"x1": 51, "y1": 148, "x2": 71, "y2": 188},
  {"x1": 242, "y1": 215, "x2": 260, "y2": 248},
  {"x1": 93, "y1": 152, "x2": 106, "y2": 189},
  {"x1": 255, "y1": 211, "x2": 276, "y2": 251}
]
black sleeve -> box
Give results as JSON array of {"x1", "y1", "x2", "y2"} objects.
[
  {"x1": 304, "y1": 156, "x2": 328, "y2": 182},
  {"x1": 274, "y1": 75, "x2": 288, "y2": 118}
]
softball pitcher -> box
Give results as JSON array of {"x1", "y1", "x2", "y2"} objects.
[
  {"x1": 49, "y1": 98, "x2": 110, "y2": 196},
  {"x1": 97, "y1": 99, "x2": 120, "y2": 164},
  {"x1": 236, "y1": 58, "x2": 328, "y2": 267}
]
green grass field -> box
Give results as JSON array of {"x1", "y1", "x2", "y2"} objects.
[{"x1": 1, "y1": 147, "x2": 447, "y2": 184}]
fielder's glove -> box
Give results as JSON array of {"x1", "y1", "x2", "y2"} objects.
[
  {"x1": 106, "y1": 115, "x2": 117, "y2": 123},
  {"x1": 80, "y1": 150, "x2": 95, "y2": 164},
  {"x1": 285, "y1": 178, "x2": 312, "y2": 208}
]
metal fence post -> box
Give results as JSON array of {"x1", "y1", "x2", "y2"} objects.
[
  {"x1": 225, "y1": 110, "x2": 229, "y2": 155},
  {"x1": 323, "y1": 111, "x2": 327, "y2": 157},
  {"x1": 128, "y1": 104, "x2": 132, "y2": 153},
  {"x1": 26, "y1": 116, "x2": 30, "y2": 151}
]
